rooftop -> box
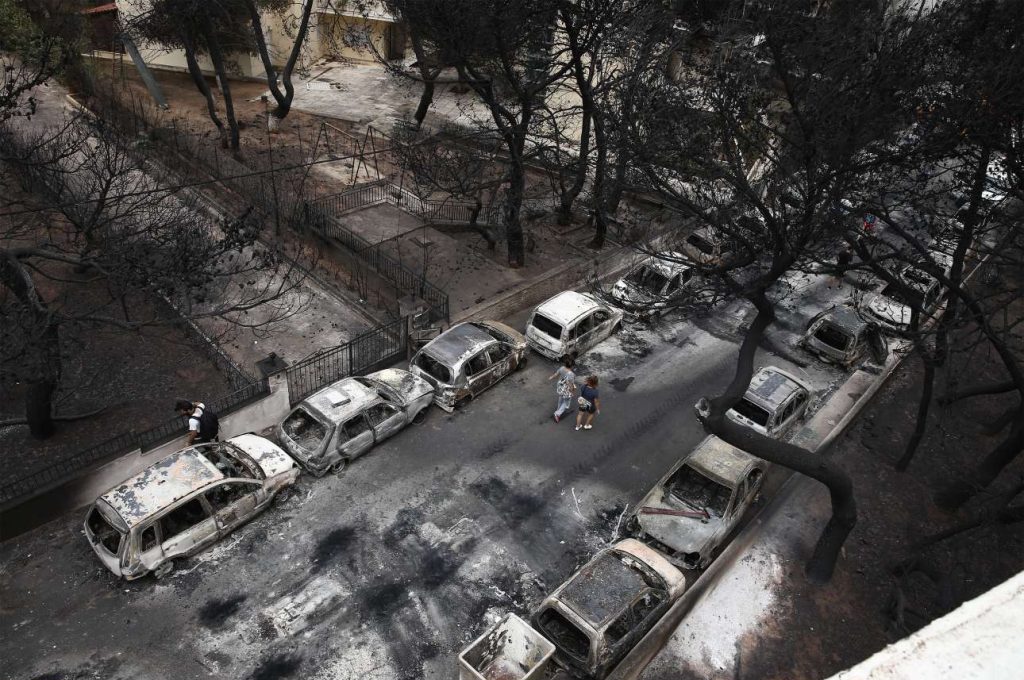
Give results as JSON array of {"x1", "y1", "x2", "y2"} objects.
[
  {"x1": 745, "y1": 366, "x2": 807, "y2": 410},
  {"x1": 688, "y1": 436, "x2": 759, "y2": 487},
  {"x1": 560, "y1": 551, "x2": 652, "y2": 627},
  {"x1": 535, "y1": 291, "x2": 600, "y2": 326},
  {"x1": 304, "y1": 378, "x2": 381, "y2": 423},
  {"x1": 101, "y1": 450, "x2": 223, "y2": 527},
  {"x1": 423, "y1": 322, "x2": 497, "y2": 366}
]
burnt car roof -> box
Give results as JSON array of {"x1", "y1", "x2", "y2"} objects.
[
  {"x1": 101, "y1": 450, "x2": 223, "y2": 527},
  {"x1": 687, "y1": 436, "x2": 759, "y2": 487},
  {"x1": 559, "y1": 551, "x2": 654, "y2": 627},
  {"x1": 819, "y1": 305, "x2": 869, "y2": 333},
  {"x1": 303, "y1": 378, "x2": 380, "y2": 422},
  {"x1": 535, "y1": 291, "x2": 602, "y2": 326},
  {"x1": 744, "y1": 366, "x2": 808, "y2": 411},
  {"x1": 422, "y1": 322, "x2": 498, "y2": 366}
]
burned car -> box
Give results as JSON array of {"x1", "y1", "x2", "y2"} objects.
[
  {"x1": 860, "y1": 264, "x2": 943, "y2": 332},
  {"x1": 800, "y1": 305, "x2": 887, "y2": 368},
  {"x1": 626, "y1": 436, "x2": 765, "y2": 571},
  {"x1": 409, "y1": 320, "x2": 527, "y2": 411},
  {"x1": 680, "y1": 227, "x2": 735, "y2": 267},
  {"x1": 531, "y1": 538, "x2": 686, "y2": 678},
  {"x1": 610, "y1": 252, "x2": 695, "y2": 320},
  {"x1": 276, "y1": 368, "x2": 434, "y2": 476},
  {"x1": 525, "y1": 291, "x2": 624, "y2": 360},
  {"x1": 722, "y1": 365, "x2": 811, "y2": 439},
  {"x1": 84, "y1": 434, "x2": 298, "y2": 580}
]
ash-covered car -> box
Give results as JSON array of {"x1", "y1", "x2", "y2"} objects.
[
  {"x1": 610, "y1": 252, "x2": 695, "y2": 320},
  {"x1": 276, "y1": 368, "x2": 434, "y2": 476},
  {"x1": 800, "y1": 304, "x2": 887, "y2": 368},
  {"x1": 524, "y1": 291, "x2": 623, "y2": 360},
  {"x1": 84, "y1": 434, "x2": 298, "y2": 580},
  {"x1": 860, "y1": 264, "x2": 943, "y2": 332},
  {"x1": 409, "y1": 320, "x2": 527, "y2": 411},
  {"x1": 626, "y1": 436, "x2": 765, "y2": 570},
  {"x1": 680, "y1": 227, "x2": 735, "y2": 267},
  {"x1": 531, "y1": 538, "x2": 686, "y2": 678},
  {"x1": 722, "y1": 365, "x2": 812, "y2": 439}
]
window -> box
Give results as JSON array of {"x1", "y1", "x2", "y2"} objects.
[
  {"x1": 536, "y1": 609, "x2": 590, "y2": 662},
  {"x1": 531, "y1": 313, "x2": 563, "y2": 340},
  {"x1": 813, "y1": 322, "x2": 852, "y2": 350},
  {"x1": 281, "y1": 407, "x2": 329, "y2": 454},
  {"x1": 606, "y1": 608, "x2": 635, "y2": 644},
  {"x1": 573, "y1": 315, "x2": 595, "y2": 339},
  {"x1": 365, "y1": 403, "x2": 400, "y2": 427},
  {"x1": 160, "y1": 498, "x2": 210, "y2": 539},
  {"x1": 487, "y1": 344, "x2": 510, "y2": 364},
  {"x1": 206, "y1": 482, "x2": 250, "y2": 513},
  {"x1": 681, "y1": 269, "x2": 694, "y2": 285},
  {"x1": 341, "y1": 415, "x2": 371, "y2": 440},
  {"x1": 667, "y1": 466, "x2": 732, "y2": 518},
  {"x1": 631, "y1": 590, "x2": 665, "y2": 624},
  {"x1": 594, "y1": 310, "x2": 611, "y2": 324},
  {"x1": 197, "y1": 443, "x2": 257, "y2": 479},
  {"x1": 686, "y1": 232, "x2": 716, "y2": 255},
  {"x1": 415, "y1": 353, "x2": 452, "y2": 384},
  {"x1": 140, "y1": 526, "x2": 159, "y2": 552},
  {"x1": 731, "y1": 398, "x2": 770, "y2": 427},
  {"x1": 87, "y1": 507, "x2": 124, "y2": 555},
  {"x1": 466, "y1": 351, "x2": 491, "y2": 377}
]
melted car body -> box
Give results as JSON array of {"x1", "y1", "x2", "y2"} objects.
[
  {"x1": 611, "y1": 252, "x2": 694, "y2": 320},
  {"x1": 531, "y1": 539, "x2": 686, "y2": 678},
  {"x1": 723, "y1": 366, "x2": 812, "y2": 439},
  {"x1": 276, "y1": 368, "x2": 434, "y2": 476},
  {"x1": 801, "y1": 305, "x2": 887, "y2": 368},
  {"x1": 629, "y1": 436, "x2": 765, "y2": 570},
  {"x1": 525, "y1": 291, "x2": 624, "y2": 360},
  {"x1": 680, "y1": 227, "x2": 735, "y2": 267},
  {"x1": 84, "y1": 434, "x2": 298, "y2": 580},
  {"x1": 409, "y1": 321, "x2": 527, "y2": 411},
  {"x1": 861, "y1": 264, "x2": 942, "y2": 332}
]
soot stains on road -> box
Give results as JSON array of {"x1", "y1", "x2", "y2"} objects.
[
  {"x1": 311, "y1": 526, "x2": 357, "y2": 573},
  {"x1": 198, "y1": 594, "x2": 248, "y2": 628},
  {"x1": 469, "y1": 477, "x2": 545, "y2": 529},
  {"x1": 610, "y1": 376, "x2": 635, "y2": 392},
  {"x1": 247, "y1": 653, "x2": 301, "y2": 680}
]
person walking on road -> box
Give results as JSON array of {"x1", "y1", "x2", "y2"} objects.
[
  {"x1": 576, "y1": 375, "x2": 601, "y2": 431},
  {"x1": 549, "y1": 354, "x2": 577, "y2": 423},
  {"x1": 175, "y1": 398, "x2": 219, "y2": 445}
]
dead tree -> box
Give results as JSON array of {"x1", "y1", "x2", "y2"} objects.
[
  {"x1": 244, "y1": 0, "x2": 315, "y2": 129},
  {"x1": 0, "y1": 113, "x2": 308, "y2": 438},
  {"x1": 625, "y1": 0, "x2": 927, "y2": 581}
]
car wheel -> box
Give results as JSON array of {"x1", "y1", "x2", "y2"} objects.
[
  {"x1": 153, "y1": 560, "x2": 175, "y2": 579},
  {"x1": 331, "y1": 457, "x2": 349, "y2": 475},
  {"x1": 412, "y1": 408, "x2": 428, "y2": 425},
  {"x1": 515, "y1": 355, "x2": 528, "y2": 371},
  {"x1": 623, "y1": 515, "x2": 641, "y2": 539},
  {"x1": 455, "y1": 395, "x2": 472, "y2": 410}
]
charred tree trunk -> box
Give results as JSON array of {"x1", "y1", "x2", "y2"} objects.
[
  {"x1": 699, "y1": 291, "x2": 857, "y2": 583},
  {"x1": 199, "y1": 13, "x2": 240, "y2": 151},
  {"x1": 590, "y1": 110, "x2": 609, "y2": 249},
  {"x1": 180, "y1": 32, "x2": 227, "y2": 148},
  {"x1": 940, "y1": 380, "x2": 1017, "y2": 404},
  {"x1": 504, "y1": 161, "x2": 526, "y2": 268},
  {"x1": 936, "y1": 417, "x2": 1024, "y2": 510},
  {"x1": 245, "y1": 0, "x2": 314, "y2": 126},
  {"x1": 409, "y1": 34, "x2": 440, "y2": 129},
  {"x1": 897, "y1": 353, "x2": 935, "y2": 471}
]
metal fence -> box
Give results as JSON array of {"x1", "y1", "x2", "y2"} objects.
[
  {"x1": 0, "y1": 378, "x2": 270, "y2": 506},
  {"x1": 285, "y1": 317, "x2": 407, "y2": 404}
]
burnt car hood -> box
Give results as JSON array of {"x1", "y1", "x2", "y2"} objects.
[
  {"x1": 367, "y1": 368, "x2": 434, "y2": 405},
  {"x1": 865, "y1": 294, "x2": 911, "y2": 328},
  {"x1": 231, "y1": 433, "x2": 297, "y2": 478},
  {"x1": 612, "y1": 281, "x2": 658, "y2": 308},
  {"x1": 636, "y1": 488, "x2": 724, "y2": 556}
]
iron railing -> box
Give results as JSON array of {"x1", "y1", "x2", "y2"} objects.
[
  {"x1": 0, "y1": 378, "x2": 270, "y2": 506},
  {"x1": 285, "y1": 318, "x2": 406, "y2": 404}
]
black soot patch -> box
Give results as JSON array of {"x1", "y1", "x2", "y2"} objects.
[
  {"x1": 248, "y1": 654, "x2": 302, "y2": 680},
  {"x1": 609, "y1": 376, "x2": 635, "y2": 392},
  {"x1": 198, "y1": 594, "x2": 248, "y2": 628},
  {"x1": 311, "y1": 526, "x2": 357, "y2": 573},
  {"x1": 468, "y1": 477, "x2": 544, "y2": 528}
]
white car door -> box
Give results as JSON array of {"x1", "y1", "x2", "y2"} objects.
[
  {"x1": 366, "y1": 402, "x2": 405, "y2": 444},
  {"x1": 159, "y1": 497, "x2": 219, "y2": 559}
]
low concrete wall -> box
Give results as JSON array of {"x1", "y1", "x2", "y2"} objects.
[{"x1": 0, "y1": 373, "x2": 294, "y2": 541}]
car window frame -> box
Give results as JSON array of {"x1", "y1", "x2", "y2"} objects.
[
  {"x1": 157, "y1": 495, "x2": 214, "y2": 543},
  {"x1": 365, "y1": 401, "x2": 402, "y2": 428},
  {"x1": 204, "y1": 479, "x2": 261, "y2": 515},
  {"x1": 465, "y1": 349, "x2": 493, "y2": 378}
]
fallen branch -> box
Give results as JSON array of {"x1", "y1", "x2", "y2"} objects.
[
  {"x1": 0, "y1": 404, "x2": 108, "y2": 428},
  {"x1": 938, "y1": 379, "x2": 1017, "y2": 404}
]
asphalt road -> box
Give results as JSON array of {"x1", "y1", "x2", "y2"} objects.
[{"x1": 0, "y1": 267, "x2": 856, "y2": 680}]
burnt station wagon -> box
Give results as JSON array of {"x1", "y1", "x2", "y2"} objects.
[
  {"x1": 84, "y1": 434, "x2": 298, "y2": 580},
  {"x1": 277, "y1": 368, "x2": 434, "y2": 476},
  {"x1": 409, "y1": 320, "x2": 527, "y2": 411},
  {"x1": 531, "y1": 538, "x2": 686, "y2": 678},
  {"x1": 627, "y1": 435, "x2": 765, "y2": 570}
]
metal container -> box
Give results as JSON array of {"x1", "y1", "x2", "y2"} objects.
[{"x1": 458, "y1": 613, "x2": 556, "y2": 680}]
